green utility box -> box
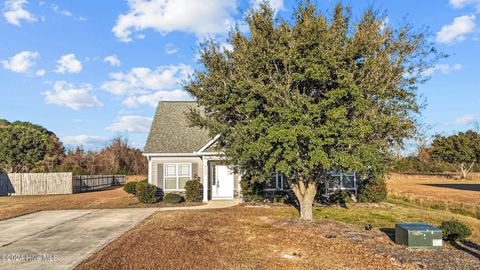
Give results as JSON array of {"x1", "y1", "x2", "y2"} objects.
[{"x1": 395, "y1": 223, "x2": 443, "y2": 249}]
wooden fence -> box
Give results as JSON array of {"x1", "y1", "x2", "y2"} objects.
[
  {"x1": 0, "y1": 173, "x2": 126, "y2": 196},
  {"x1": 72, "y1": 175, "x2": 126, "y2": 193},
  {"x1": 0, "y1": 173, "x2": 73, "y2": 196}
]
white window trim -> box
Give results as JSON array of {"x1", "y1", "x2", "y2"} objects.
[
  {"x1": 265, "y1": 173, "x2": 285, "y2": 191},
  {"x1": 327, "y1": 172, "x2": 356, "y2": 191},
  {"x1": 163, "y1": 163, "x2": 192, "y2": 191}
]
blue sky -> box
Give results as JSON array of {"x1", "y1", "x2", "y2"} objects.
[{"x1": 0, "y1": 0, "x2": 479, "y2": 152}]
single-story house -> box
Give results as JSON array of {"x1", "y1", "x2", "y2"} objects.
[
  {"x1": 144, "y1": 101, "x2": 358, "y2": 202},
  {"x1": 143, "y1": 101, "x2": 248, "y2": 202}
]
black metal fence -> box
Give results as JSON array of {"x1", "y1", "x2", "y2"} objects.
[{"x1": 73, "y1": 175, "x2": 126, "y2": 193}]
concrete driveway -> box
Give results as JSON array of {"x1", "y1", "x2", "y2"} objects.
[{"x1": 0, "y1": 208, "x2": 157, "y2": 270}]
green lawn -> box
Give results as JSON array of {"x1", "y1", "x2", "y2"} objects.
[{"x1": 312, "y1": 198, "x2": 480, "y2": 243}]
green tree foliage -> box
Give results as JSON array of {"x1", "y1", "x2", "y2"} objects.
[
  {"x1": 430, "y1": 130, "x2": 480, "y2": 178},
  {"x1": 388, "y1": 156, "x2": 456, "y2": 174},
  {"x1": 0, "y1": 119, "x2": 147, "y2": 175},
  {"x1": 185, "y1": 2, "x2": 438, "y2": 220},
  {"x1": 0, "y1": 120, "x2": 64, "y2": 173}
]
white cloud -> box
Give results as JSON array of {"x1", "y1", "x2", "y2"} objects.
[
  {"x1": 422, "y1": 63, "x2": 463, "y2": 76},
  {"x1": 112, "y1": 0, "x2": 237, "y2": 42},
  {"x1": 1, "y1": 50, "x2": 38, "y2": 73},
  {"x1": 62, "y1": 135, "x2": 108, "y2": 147},
  {"x1": 3, "y1": 0, "x2": 36, "y2": 27},
  {"x1": 104, "y1": 55, "x2": 121, "y2": 66},
  {"x1": 436, "y1": 15, "x2": 476, "y2": 44},
  {"x1": 55, "y1": 54, "x2": 82, "y2": 74},
  {"x1": 165, "y1": 43, "x2": 178, "y2": 54},
  {"x1": 453, "y1": 114, "x2": 476, "y2": 125},
  {"x1": 106, "y1": 115, "x2": 153, "y2": 133},
  {"x1": 250, "y1": 0, "x2": 284, "y2": 13},
  {"x1": 122, "y1": 89, "x2": 193, "y2": 107},
  {"x1": 42, "y1": 81, "x2": 103, "y2": 110},
  {"x1": 51, "y1": 4, "x2": 72, "y2": 17},
  {"x1": 35, "y1": 69, "x2": 46, "y2": 76},
  {"x1": 101, "y1": 64, "x2": 193, "y2": 95},
  {"x1": 450, "y1": 0, "x2": 480, "y2": 10},
  {"x1": 50, "y1": 3, "x2": 86, "y2": 21}
]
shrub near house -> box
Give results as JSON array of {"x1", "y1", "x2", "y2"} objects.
[
  {"x1": 185, "y1": 179, "x2": 203, "y2": 202},
  {"x1": 135, "y1": 182, "x2": 159, "y2": 204},
  {"x1": 163, "y1": 193, "x2": 184, "y2": 204}
]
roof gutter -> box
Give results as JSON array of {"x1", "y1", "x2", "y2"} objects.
[{"x1": 142, "y1": 152, "x2": 222, "y2": 157}]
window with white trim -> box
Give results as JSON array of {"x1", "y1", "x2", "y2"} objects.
[
  {"x1": 164, "y1": 163, "x2": 192, "y2": 190},
  {"x1": 265, "y1": 173, "x2": 285, "y2": 190},
  {"x1": 326, "y1": 172, "x2": 356, "y2": 190}
]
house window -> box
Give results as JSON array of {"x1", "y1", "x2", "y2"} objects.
[
  {"x1": 265, "y1": 173, "x2": 285, "y2": 190},
  {"x1": 164, "y1": 163, "x2": 192, "y2": 190},
  {"x1": 326, "y1": 172, "x2": 356, "y2": 191}
]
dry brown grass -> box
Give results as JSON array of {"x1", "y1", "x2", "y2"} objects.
[
  {"x1": 125, "y1": 175, "x2": 147, "y2": 183},
  {"x1": 386, "y1": 173, "x2": 480, "y2": 218},
  {"x1": 76, "y1": 207, "x2": 404, "y2": 270},
  {"x1": 0, "y1": 176, "x2": 200, "y2": 221},
  {"x1": 76, "y1": 206, "x2": 480, "y2": 270}
]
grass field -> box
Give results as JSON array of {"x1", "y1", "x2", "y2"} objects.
[
  {"x1": 386, "y1": 173, "x2": 480, "y2": 219},
  {"x1": 77, "y1": 203, "x2": 480, "y2": 270}
]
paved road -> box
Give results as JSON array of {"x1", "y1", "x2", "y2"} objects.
[
  {"x1": 423, "y1": 183, "x2": 480, "y2": 192},
  {"x1": 0, "y1": 209, "x2": 157, "y2": 270}
]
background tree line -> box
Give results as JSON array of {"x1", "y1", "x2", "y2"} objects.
[
  {"x1": 389, "y1": 130, "x2": 480, "y2": 178},
  {"x1": 0, "y1": 119, "x2": 147, "y2": 175}
]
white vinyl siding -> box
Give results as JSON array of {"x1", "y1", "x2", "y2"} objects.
[{"x1": 163, "y1": 163, "x2": 192, "y2": 191}]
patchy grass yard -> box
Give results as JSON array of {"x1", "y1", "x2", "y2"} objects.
[
  {"x1": 0, "y1": 187, "x2": 201, "y2": 221},
  {"x1": 315, "y1": 199, "x2": 480, "y2": 244},
  {"x1": 77, "y1": 203, "x2": 480, "y2": 270},
  {"x1": 386, "y1": 173, "x2": 480, "y2": 218}
]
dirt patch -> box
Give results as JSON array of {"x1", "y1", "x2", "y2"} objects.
[
  {"x1": 276, "y1": 218, "x2": 479, "y2": 270},
  {"x1": 75, "y1": 206, "x2": 480, "y2": 270}
]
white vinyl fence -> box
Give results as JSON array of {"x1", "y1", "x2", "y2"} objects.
[{"x1": 0, "y1": 173, "x2": 73, "y2": 196}]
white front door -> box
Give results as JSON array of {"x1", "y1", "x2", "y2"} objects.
[{"x1": 213, "y1": 165, "x2": 234, "y2": 199}]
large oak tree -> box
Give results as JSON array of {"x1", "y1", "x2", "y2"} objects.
[{"x1": 186, "y1": 2, "x2": 439, "y2": 220}]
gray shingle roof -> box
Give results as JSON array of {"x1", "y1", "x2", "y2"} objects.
[{"x1": 144, "y1": 101, "x2": 212, "y2": 153}]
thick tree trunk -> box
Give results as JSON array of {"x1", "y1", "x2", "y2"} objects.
[{"x1": 292, "y1": 180, "x2": 317, "y2": 221}]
